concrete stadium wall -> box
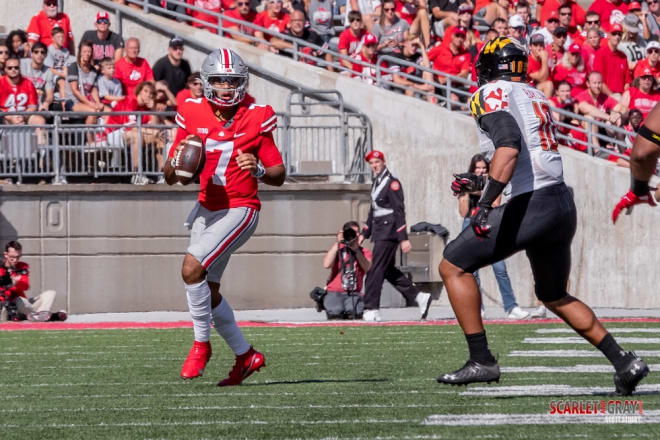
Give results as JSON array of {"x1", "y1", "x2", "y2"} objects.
[
  {"x1": 4, "y1": 1, "x2": 660, "y2": 310},
  {"x1": 0, "y1": 184, "x2": 372, "y2": 313}
]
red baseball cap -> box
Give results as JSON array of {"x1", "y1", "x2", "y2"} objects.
[
  {"x1": 365, "y1": 150, "x2": 385, "y2": 162},
  {"x1": 362, "y1": 33, "x2": 378, "y2": 46},
  {"x1": 568, "y1": 43, "x2": 581, "y2": 54},
  {"x1": 96, "y1": 11, "x2": 110, "y2": 22},
  {"x1": 629, "y1": 1, "x2": 642, "y2": 11},
  {"x1": 453, "y1": 26, "x2": 468, "y2": 36},
  {"x1": 636, "y1": 67, "x2": 654, "y2": 78},
  {"x1": 610, "y1": 23, "x2": 623, "y2": 33},
  {"x1": 546, "y1": 10, "x2": 559, "y2": 22}
]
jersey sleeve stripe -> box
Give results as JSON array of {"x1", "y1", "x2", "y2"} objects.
[
  {"x1": 261, "y1": 115, "x2": 277, "y2": 127},
  {"x1": 175, "y1": 113, "x2": 186, "y2": 129},
  {"x1": 261, "y1": 122, "x2": 277, "y2": 133}
]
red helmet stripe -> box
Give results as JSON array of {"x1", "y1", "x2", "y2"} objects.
[{"x1": 222, "y1": 48, "x2": 231, "y2": 69}]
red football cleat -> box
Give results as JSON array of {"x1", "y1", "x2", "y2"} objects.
[
  {"x1": 180, "y1": 341, "x2": 212, "y2": 379},
  {"x1": 217, "y1": 347, "x2": 265, "y2": 387}
]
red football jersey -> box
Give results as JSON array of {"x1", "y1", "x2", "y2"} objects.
[
  {"x1": 186, "y1": 0, "x2": 221, "y2": 32},
  {"x1": 26, "y1": 10, "x2": 74, "y2": 48},
  {"x1": 223, "y1": 8, "x2": 258, "y2": 37},
  {"x1": 0, "y1": 76, "x2": 38, "y2": 112},
  {"x1": 172, "y1": 94, "x2": 283, "y2": 211},
  {"x1": 337, "y1": 28, "x2": 365, "y2": 55},
  {"x1": 627, "y1": 87, "x2": 660, "y2": 118}
]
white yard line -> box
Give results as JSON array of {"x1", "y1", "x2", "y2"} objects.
[
  {"x1": 524, "y1": 337, "x2": 660, "y2": 344},
  {"x1": 424, "y1": 410, "x2": 660, "y2": 425},
  {"x1": 508, "y1": 350, "x2": 660, "y2": 358},
  {"x1": 501, "y1": 364, "x2": 660, "y2": 373},
  {"x1": 460, "y1": 384, "x2": 660, "y2": 397},
  {"x1": 536, "y1": 328, "x2": 660, "y2": 334}
]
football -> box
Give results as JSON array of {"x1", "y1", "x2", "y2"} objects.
[{"x1": 174, "y1": 135, "x2": 205, "y2": 185}]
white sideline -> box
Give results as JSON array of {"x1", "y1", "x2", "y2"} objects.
[
  {"x1": 424, "y1": 410, "x2": 660, "y2": 425},
  {"x1": 501, "y1": 364, "x2": 660, "y2": 373},
  {"x1": 524, "y1": 337, "x2": 660, "y2": 344},
  {"x1": 508, "y1": 350, "x2": 660, "y2": 358},
  {"x1": 461, "y1": 384, "x2": 660, "y2": 397},
  {"x1": 536, "y1": 328, "x2": 660, "y2": 334}
]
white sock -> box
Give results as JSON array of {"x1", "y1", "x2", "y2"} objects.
[
  {"x1": 186, "y1": 280, "x2": 212, "y2": 342},
  {"x1": 212, "y1": 298, "x2": 250, "y2": 356}
]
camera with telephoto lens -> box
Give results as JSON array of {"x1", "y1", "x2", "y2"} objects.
[{"x1": 342, "y1": 226, "x2": 357, "y2": 244}]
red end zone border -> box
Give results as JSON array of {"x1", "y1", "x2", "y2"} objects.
[{"x1": 2, "y1": 317, "x2": 660, "y2": 331}]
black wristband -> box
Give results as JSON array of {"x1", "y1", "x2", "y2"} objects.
[
  {"x1": 631, "y1": 177, "x2": 650, "y2": 197},
  {"x1": 478, "y1": 176, "x2": 507, "y2": 207}
]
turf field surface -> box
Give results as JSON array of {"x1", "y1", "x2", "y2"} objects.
[{"x1": 2, "y1": 320, "x2": 660, "y2": 439}]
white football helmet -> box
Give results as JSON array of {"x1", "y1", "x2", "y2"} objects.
[{"x1": 200, "y1": 48, "x2": 249, "y2": 107}]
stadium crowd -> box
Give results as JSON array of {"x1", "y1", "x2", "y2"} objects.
[{"x1": 1, "y1": 0, "x2": 659, "y2": 181}]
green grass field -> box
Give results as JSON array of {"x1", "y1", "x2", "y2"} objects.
[{"x1": 2, "y1": 322, "x2": 660, "y2": 439}]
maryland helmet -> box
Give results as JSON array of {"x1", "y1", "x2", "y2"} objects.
[
  {"x1": 475, "y1": 37, "x2": 528, "y2": 86},
  {"x1": 200, "y1": 48, "x2": 249, "y2": 107}
]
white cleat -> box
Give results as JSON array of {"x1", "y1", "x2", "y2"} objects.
[
  {"x1": 506, "y1": 306, "x2": 529, "y2": 320},
  {"x1": 363, "y1": 309, "x2": 381, "y2": 322},
  {"x1": 530, "y1": 305, "x2": 547, "y2": 319},
  {"x1": 416, "y1": 292, "x2": 432, "y2": 320}
]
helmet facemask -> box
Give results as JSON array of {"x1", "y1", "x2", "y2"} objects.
[{"x1": 203, "y1": 74, "x2": 248, "y2": 107}]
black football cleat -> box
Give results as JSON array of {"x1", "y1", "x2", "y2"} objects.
[
  {"x1": 614, "y1": 352, "x2": 649, "y2": 396},
  {"x1": 437, "y1": 359, "x2": 501, "y2": 386}
]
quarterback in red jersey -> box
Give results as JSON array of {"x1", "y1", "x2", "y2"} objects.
[{"x1": 163, "y1": 48, "x2": 285, "y2": 386}]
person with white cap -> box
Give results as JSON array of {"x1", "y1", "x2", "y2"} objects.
[
  {"x1": 508, "y1": 14, "x2": 527, "y2": 44},
  {"x1": 634, "y1": 41, "x2": 660, "y2": 87},
  {"x1": 360, "y1": 150, "x2": 432, "y2": 322},
  {"x1": 81, "y1": 11, "x2": 124, "y2": 69}
]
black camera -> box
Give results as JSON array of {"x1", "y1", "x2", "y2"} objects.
[{"x1": 342, "y1": 226, "x2": 357, "y2": 243}]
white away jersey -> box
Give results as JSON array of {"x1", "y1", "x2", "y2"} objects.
[{"x1": 469, "y1": 80, "x2": 564, "y2": 198}]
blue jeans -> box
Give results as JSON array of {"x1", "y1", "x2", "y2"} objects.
[{"x1": 461, "y1": 217, "x2": 518, "y2": 312}]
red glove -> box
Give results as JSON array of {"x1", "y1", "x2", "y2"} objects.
[
  {"x1": 612, "y1": 190, "x2": 657, "y2": 224},
  {"x1": 470, "y1": 205, "x2": 492, "y2": 237}
]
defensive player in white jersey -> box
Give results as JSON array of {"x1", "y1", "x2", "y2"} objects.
[{"x1": 436, "y1": 37, "x2": 649, "y2": 395}]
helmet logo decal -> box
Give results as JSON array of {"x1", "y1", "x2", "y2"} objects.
[{"x1": 483, "y1": 37, "x2": 512, "y2": 54}]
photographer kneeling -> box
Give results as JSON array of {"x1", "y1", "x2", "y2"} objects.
[{"x1": 320, "y1": 222, "x2": 372, "y2": 320}]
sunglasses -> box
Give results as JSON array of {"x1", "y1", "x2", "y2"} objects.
[
  {"x1": 560, "y1": 12, "x2": 572, "y2": 16},
  {"x1": 5, "y1": 65, "x2": 19, "y2": 71},
  {"x1": 548, "y1": 19, "x2": 559, "y2": 23},
  {"x1": 611, "y1": 32, "x2": 623, "y2": 36},
  {"x1": 649, "y1": 48, "x2": 660, "y2": 53},
  {"x1": 556, "y1": 33, "x2": 567, "y2": 38},
  {"x1": 651, "y1": 0, "x2": 659, "y2": 4},
  {"x1": 586, "y1": 20, "x2": 600, "y2": 24},
  {"x1": 97, "y1": 19, "x2": 110, "y2": 24},
  {"x1": 237, "y1": 1, "x2": 249, "y2": 5},
  {"x1": 32, "y1": 49, "x2": 46, "y2": 54},
  {"x1": 44, "y1": 0, "x2": 57, "y2": 5},
  {"x1": 640, "y1": 75, "x2": 654, "y2": 80},
  {"x1": 350, "y1": 17, "x2": 362, "y2": 22},
  {"x1": 384, "y1": 7, "x2": 395, "y2": 11}
]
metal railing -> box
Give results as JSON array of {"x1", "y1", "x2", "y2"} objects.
[
  {"x1": 0, "y1": 97, "x2": 370, "y2": 183},
  {"x1": 86, "y1": 0, "x2": 646, "y2": 166}
]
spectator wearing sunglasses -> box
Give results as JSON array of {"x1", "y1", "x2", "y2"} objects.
[
  {"x1": 27, "y1": 0, "x2": 75, "y2": 54},
  {"x1": 153, "y1": 36, "x2": 191, "y2": 99},
  {"x1": 371, "y1": 0, "x2": 409, "y2": 55},
  {"x1": 0, "y1": 56, "x2": 44, "y2": 127},
  {"x1": 338, "y1": 11, "x2": 366, "y2": 69},
  {"x1": 254, "y1": 0, "x2": 291, "y2": 49},
  {"x1": 20, "y1": 42, "x2": 55, "y2": 111},
  {"x1": 222, "y1": 0, "x2": 258, "y2": 45},
  {"x1": 647, "y1": 0, "x2": 660, "y2": 40},
  {"x1": 592, "y1": 23, "x2": 631, "y2": 99},
  {"x1": 587, "y1": 0, "x2": 629, "y2": 33},
  {"x1": 634, "y1": 41, "x2": 660, "y2": 87},
  {"x1": 81, "y1": 11, "x2": 125, "y2": 69},
  {"x1": 270, "y1": 10, "x2": 331, "y2": 68},
  {"x1": 539, "y1": 0, "x2": 586, "y2": 29},
  {"x1": 580, "y1": 10, "x2": 605, "y2": 40},
  {"x1": 557, "y1": 4, "x2": 583, "y2": 47}
]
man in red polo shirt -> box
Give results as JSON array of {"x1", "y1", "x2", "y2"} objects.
[
  {"x1": 428, "y1": 26, "x2": 470, "y2": 84},
  {"x1": 539, "y1": 0, "x2": 586, "y2": 28},
  {"x1": 576, "y1": 71, "x2": 620, "y2": 122},
  {"x1": 114, "y1": 37, "x2": 154, "y2": 96},
  {"x1": 634, "y1": 42, "x2": 660, "y2": 84},
  {"x1": 27, "y1": 0, "x2": 75, "y2": 54},
  {"x1": 254, "y1": 0, "x2": 290, "y2": 48},
  {"x1": 592, "y1": 23, "x2": 630, "y2": 97},
  {"x1": 338, "y1": 11, "x2": 366, "y2": 69},
  {"x1": 223, "y1": 0, "x2": 258, "y2": 45},
  {"x1": 588, "y1": 0, "x2": 628, "y2": 32}
]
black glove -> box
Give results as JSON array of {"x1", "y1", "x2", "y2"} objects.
[
  {"x1": 470, "y1": 204, "x2": 492, "y2": 237},
  {"x1": 451, "y1": 173, "x2": 485, "y2": 196}
]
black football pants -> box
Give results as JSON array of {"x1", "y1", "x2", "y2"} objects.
[{"x1": 364, "y1": 240, "x2": 419, "y2": 310}]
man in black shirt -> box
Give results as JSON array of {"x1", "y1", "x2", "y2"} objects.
[
  {"x1": 269, "y1": 10, "x2": 329, "y2": 67},
  {"x1": 81, "y1": 11, "x2": 125, "y2": 69},
  {"x1": 153, "y1": 36, "x2": 192, "y2": 100}
]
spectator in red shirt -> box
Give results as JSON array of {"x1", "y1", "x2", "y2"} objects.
[
  {"x1": 553, "y1": 43, "x2": 587, "y2": 97},
  {"x1": 558, "y1": 4, "x2": 584, "y2": 45},
  {"x1": 223, "y1": 0, "x2": 258, "y2": 45},
  {"x1": 580, "y1": 10, "x2": 605, "y2": 40},
  {"x1": 576, "y1": 71, "x2": 622, "y2": 148},
  {"x1": 26, "y1": 0, "x2": 75, "y2": 54},
  {"x1": 539, "y1": 0, "x2": 586, "y2": 28},
  {"x1": 351, "y1": 33, "x2": 392, "y2": 85},
  {"x1": 582, "y1": 28, "x2": 601, "y2": 72},
  {"x1": 338, "y1": 11, "x2": 366, "y2": 70},
  {"x1": 528, "y1": 33, "x2": 553, "y2": 97},
  {"x1": 396, "y1": 0, "x2": 431, "y2": 47},
  {"x1": 255, "y1": 0, "x2": 290, "y2": 48},
  {"x1": 114, "y1": 38, "x2": 154, "y2": 96},
  {"x1": 536, "y1": 10, "x2": 560, "y2": 46},
  {"x1": 0, "y1": 56, "x2": 45, "y2": 127},
  {"x1": 546, "y1": 27, "x2": 567, "y2": 72},
  {"x1": 186, "y1": 0, "x2": 222, "y2": 33},
  {"x1": 614, "y1": 68, "x2": 660, "y2": 119},
  {"x1": 633, "y1": 41, "x2": 660, "y2": 85},
  {"x1": 588, "y1": 0, "x2": 628, "y2": 32},
  {"x1": 592, "y1": 24, "x2": 630, "y2": 98},
  {"x1": 176, "y1": 72, "x2": 203, "y2": 108},
  {"x1": 429, "y1": 26, "x2": 469, "y2": 83}
]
